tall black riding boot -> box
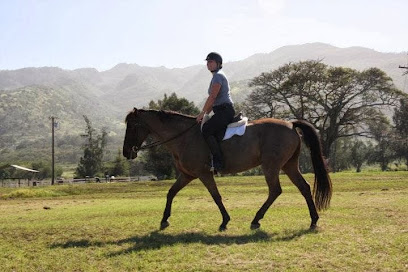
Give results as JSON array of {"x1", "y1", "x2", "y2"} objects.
[{"x1": 205, "y1": 135, "x2": 224, "y2": 171}]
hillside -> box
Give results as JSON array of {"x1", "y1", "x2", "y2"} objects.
[
  {"x1": 0, "y1": 43, "x2": 407, "y2": 163},
  {"x1": 0, "y1": 85, "x2": 124, "y2": 163},
  {"x1": 226, "y1": 43, "x2": 406, "y2": 93}
]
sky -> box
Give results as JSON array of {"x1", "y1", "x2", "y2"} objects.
[{"x1": 1, "y1": 0, "x2": 407, "y2": 71}]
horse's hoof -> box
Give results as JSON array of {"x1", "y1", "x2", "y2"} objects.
[
  {"x1": 160, "y1": 221, "x2": 170, "y2": 230},
  {"x1": 250, "y1": 223, "x2": 260, "y2": 230},
  {"x1": 219, "y1": 225, "x2": 227, "y2": 232},
  {"x1": 309, "y1": 224, "x2": 317, "y2": 230}
]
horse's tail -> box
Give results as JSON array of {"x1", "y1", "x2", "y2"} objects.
[{"x1": 292, "y1": 120, "x2": 332, "y2": 211}]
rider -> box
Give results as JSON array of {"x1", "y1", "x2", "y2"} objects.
[{"x1": 196, "y1": 52, "x2": 235, "y2": 171}]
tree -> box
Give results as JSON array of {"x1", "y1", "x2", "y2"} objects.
[
  {"x1": 128, "y1": 159, "x2": 147, "y2": 177},
  {"x1": 76, "y1": 115, "x2": 107, "y2": 178},
  {"x1": 148, "y1": 93, "x2": 200, "y2": 114},
  {"x1": 331, "y1": 138, "x2": 353, "y2": 172},
  {"x1": 144, "y1": 146, "x2": 175, "y2": 179},
  {"x1": 392, "y1": 98, "x2": 408, "y2": 165},
  {"x1": 31, "y1": 161, "x2": 63, "y2": 179},
  {"x1": 110, "y1": 149, "x2": 129, "y2": 177},
  {"x1": 246, "y1": 60, "x2": 405, "y2": 160},
  {"x1": 0, "y1": 165, "x2": 13, "y2": 179},
  {"x1": 350, "y1": 140, "x2": 371, "y2": 172},
  {"x1": 367, "y1": 117, "x2": 395, "y2": 171},
  {"x1": 145, "y1": 93, "x2": 200, "y2": 179}
]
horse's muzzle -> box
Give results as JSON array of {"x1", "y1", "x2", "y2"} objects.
[{"x1": 123, "y1": 146, "x2": 137, "y2": 160}]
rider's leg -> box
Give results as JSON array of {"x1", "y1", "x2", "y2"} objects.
[
  {"x1": 201, "y1": 104, "x2": 235, "y2": 172},
  {"x1": 205, "y1": 135, "x2": 224, "y2": 171}
]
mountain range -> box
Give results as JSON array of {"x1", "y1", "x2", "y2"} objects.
[{"x1": 1, "y1": 43, "x2": 407, "y2": 163}]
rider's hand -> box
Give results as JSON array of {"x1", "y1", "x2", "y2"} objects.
[{"x1": 196, "y1": 112, "x2": 205, "y2": 123}]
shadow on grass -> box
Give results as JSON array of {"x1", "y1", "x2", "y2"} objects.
[{"x1": 50, "y1": 228, "x2": 316, "y2": 256}]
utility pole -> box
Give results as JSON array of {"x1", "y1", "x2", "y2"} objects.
[{"x1": 50, "y1": 116, "x2": 58, "y2": 185}]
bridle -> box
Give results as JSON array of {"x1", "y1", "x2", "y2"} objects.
[{"x1": 130, "y1": 120, "x2": 198, "y2": 154}]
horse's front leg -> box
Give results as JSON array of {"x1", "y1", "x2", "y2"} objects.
[
  {"x1": 199, "y1": 174, "x2": 230, "y2": 231},
  {"x1": 160, "y1": 173, "x2": 194, "y2": 230}
]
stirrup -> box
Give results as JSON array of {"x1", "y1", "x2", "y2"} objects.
[
  {"x1": 209, "y1": 156, "x2": 218, "y2": 174},
  {"x1": 210, "y1": 156, "x2": 215, "y2": 173},
  {"x1": 210, "y1": 166, "x2": 216, "y2": 173},
  {"x1": 209, "y1": 155, "x2": 223, "y2": 174}
]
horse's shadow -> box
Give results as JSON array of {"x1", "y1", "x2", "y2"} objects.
[{"x1": 50, "y1": 228, "x2": 316, "y2": 256}]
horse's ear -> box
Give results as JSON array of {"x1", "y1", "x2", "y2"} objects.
[{"x1": 133, "y1": 107, "x2": 138, "y2": 114}]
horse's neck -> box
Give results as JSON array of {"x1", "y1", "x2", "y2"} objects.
[{"x1": 146, "y1": 112, "x2": 195, "y2": 140}]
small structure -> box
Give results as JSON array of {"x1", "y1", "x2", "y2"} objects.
[
  {"x1": 10, "y1": 164, "x2": 40, "y2": 173},
  {"x1": 0, "y1": 164, "x2": 39, "y2": 187}
]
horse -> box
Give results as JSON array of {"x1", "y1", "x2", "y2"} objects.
[{"x1": 123, "y1": 108, "x2": 332, "y2": 231}]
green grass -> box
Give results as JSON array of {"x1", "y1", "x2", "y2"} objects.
[{"x1": 0, "y1": 172, "x2": 407, "y2": 271}]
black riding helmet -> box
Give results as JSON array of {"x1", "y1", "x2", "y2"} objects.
[{"x1": 205, "y1": 52, "x2": 223, "y2": 69}]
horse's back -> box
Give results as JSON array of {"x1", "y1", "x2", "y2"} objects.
[
  {"x1": 249, "y1": 118, "x2": 293, "y2": 128},
  {"x1": 223, "y1": 118, "x2": 298, "y2": 148},
  {"x1": 221, "y1": 118, "x2": 300, "y2": 172}
]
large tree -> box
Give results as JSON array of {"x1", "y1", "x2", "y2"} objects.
[
  {"x1": 144, "y1": 93, "x2": 200, "y2": 179},
  {"x1": 246, "y1": 60, "x2": 405, "y2": 158},
  {"x1": 76, "y1": 115, "x2": 107, "y2": 178},
  {"x1": 392, "y1": 98, "x2": 408, "y2": 165}
]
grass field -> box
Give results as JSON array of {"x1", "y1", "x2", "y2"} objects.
[{"x1": 0, "y1": 172, "x2": 407, "y2": 271}]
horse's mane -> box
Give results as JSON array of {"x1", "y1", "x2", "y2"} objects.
[
  {"x1": 158, "y1": 109, "x2": 195, "y2": 120},
  {"x1": 125, "y1": 108, "x2": 195, "y2": 123}
]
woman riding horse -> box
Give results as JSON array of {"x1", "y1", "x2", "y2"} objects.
[
  {"x1": 123, "y1": 109, "x2": 332, "y2": 231},
  {"x1": 196, "y1": 52, "x2": 235, "y2": 172}
]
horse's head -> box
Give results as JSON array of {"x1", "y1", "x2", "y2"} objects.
[{"x1": 123, "y1": 108, "x2": 151, "y2": 159}]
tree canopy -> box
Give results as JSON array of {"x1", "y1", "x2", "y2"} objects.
[{"x1": 245, "y1": 60, "x2": 405, "y2": 158}]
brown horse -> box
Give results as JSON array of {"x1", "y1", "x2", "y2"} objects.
[{"x1": 123, "y1": 108, "x2": 332, "y2": 231}]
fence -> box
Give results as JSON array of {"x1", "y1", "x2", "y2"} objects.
[
  {"x1": 0, "y1": 175, "x2": 158, "y2": 188},
  {"x1": 0, "y1": 178, "x2": 40, "y2": 188}
]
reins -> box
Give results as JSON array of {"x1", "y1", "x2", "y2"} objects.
[{"x1": 132, "y1": 122, "x2": 198, "y2": 153}]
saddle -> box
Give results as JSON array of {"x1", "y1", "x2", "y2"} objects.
[
  {"x1": 223, "y1": 113, "x2": 248, "y2": 140},
  {"x1": 228, "y1": 112, "x2": 248, "y2": 128},
  {"x1": 201, "y1": 112, "x2": 248, "y2": 141}
]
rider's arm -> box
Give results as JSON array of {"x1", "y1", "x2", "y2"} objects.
[{"x1": 196, "y1": 83, "x2": 221, "y2": 122}]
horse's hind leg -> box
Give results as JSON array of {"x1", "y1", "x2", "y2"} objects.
[
  {"x1": 251, "y1": 166, "x2": 282, "y2": 230},
  {"x1": 283, "y1": 161, "x2": 319, "y2": 229},
  {"x1": 160, "y1": 172, "x2": 194, "y2": 230},
  {"x1": 199, "y1": 174, "x2": 230, "y2": 231}
]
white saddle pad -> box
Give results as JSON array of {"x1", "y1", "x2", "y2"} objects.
[
  {"x1": 201, "y1": 114, "x2": 248, "y2": 141},
  {"x1": 223, "y1": 122, "x2": 247, "y2": 140}
]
